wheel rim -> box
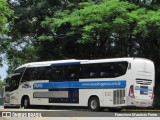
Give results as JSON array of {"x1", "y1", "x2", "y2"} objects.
[
  {"x1": 24, "y1": 99, "x2": 28, "y2": 107},
  {"x1": 90, "y1": 100, "x2": 98, "y2": 110}
]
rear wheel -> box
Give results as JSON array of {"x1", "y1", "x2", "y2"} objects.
[{"x1": 88, "y1": 97, "x2": 101, "y2": 111}]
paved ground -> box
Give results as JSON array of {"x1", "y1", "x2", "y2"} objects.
[{"x1": 0, "y1": 107, "x2": 160, "y2": 120}]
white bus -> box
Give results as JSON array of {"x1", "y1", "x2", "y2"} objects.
[{"x1": 4, "y1": 58, "x2": 155, "y2": 111}]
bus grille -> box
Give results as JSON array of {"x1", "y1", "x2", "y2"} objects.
[
  {"x1": 136, "y1": 79, "x2": 152, "y2": 85},
  {"x1": 113, "y1": 89, "x2": 125, "y2": 105}
]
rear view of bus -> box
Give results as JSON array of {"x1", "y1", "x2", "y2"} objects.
[{"x1": 127, "y1": 58, "x2": 155, "y2": 107}]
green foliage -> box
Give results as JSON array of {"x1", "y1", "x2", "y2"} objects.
[
  {"x1": 41, "y1": 0, "x2": 139, "y2": 57},
  {"x1": 4, "y1": 0, "x2": 65, "y2": 72},
  {"x1": 0, "y1": 80, "x2": 4, "y2": 89},
  {"x1": 7, "y1": 44, "x2": 40, "y2": 74},
  {"x1": 40, "y1": 0, "x2": 160, "y2": 61},
  {"x1": 0, "y1": 0, "x2": 12, "y2": 34},
  {"x1": 7, "y1": 0, "x2": 160, "y2": 62},
  {"x1": 0, "y1": 0, "x2": 12, "y2": 77}
]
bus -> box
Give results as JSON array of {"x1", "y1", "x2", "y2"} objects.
[{"x1": 4, "y1": 58, "x2": 155, "y2": 111}]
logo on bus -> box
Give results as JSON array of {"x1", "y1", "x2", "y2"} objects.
[
  {"x1": 22, "y1": 83, "x2": 31, "y2": 88},
  {"x1": 33, "y1": 83, "x2": 43, "y2": 89}
]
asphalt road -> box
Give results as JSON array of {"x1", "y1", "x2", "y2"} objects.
[{"x1": 1, "y1": 107, "x2": 160, "y2": 120}]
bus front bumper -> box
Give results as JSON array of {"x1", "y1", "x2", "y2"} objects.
[{"x1": 4, "y1": 103, "x2": 20, "y2": 108}]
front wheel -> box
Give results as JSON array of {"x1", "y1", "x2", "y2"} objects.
[
  {"x1": 88, "y1": 97, "x2": 101, "y2": 111},
  {"x1": 22, "y1": 97, "x2": 30, "y2": 109}
]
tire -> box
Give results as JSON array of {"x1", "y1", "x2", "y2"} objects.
[
  {"x1": 88, "y1": 97, "x2": 101, "y2": 111},
  {"x1": 23, "y1": 97, "x2": 30, "y2": 109}
]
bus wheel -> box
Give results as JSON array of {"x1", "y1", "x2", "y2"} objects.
[
  {"x1": 22, "y1": 96, "x2": 30, "y2": 109},
  {"x1": 88, "y1": 97, "x2": 100, "y2": 111}
]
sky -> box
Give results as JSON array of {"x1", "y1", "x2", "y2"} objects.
[{"x1": 0, "y1": 55, "x2": 8, "y2": 80}]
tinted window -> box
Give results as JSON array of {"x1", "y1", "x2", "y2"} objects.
[
  {"x1": 51, "y1": 66, "x2": 65, "y2": 81},
  {"x1": 51, "y1": 65, "x2": 80, "y2": 81},
  {"x1": 22, "y1": 66, "x2": 52, "y2": 82},
  {"x1": 99, "y1": 62, "x2": 128, "y2": 78},
  {"x1": 22, "y1": 67, "x2": 36, "y2": 81},
  {"x1": 99, "y1": 63, "x2": 114, "y2": 78},
  {"x1": 81, "y1": 62, "x2": 128, "y2": 78},
  {"x1": 14, "y1": 67, "x2": 26, "y2": 74},
  {"x1": 65, "y1": 65, "x2": 79, "y2": 80},
  {"x1": 5, "y1": 74, "x2": 21, "y2": 91},
  {"x1": 81, "y1": 64, "x2": 98, "y2": 78},
  {"x1": 38, "y1": 67, "x2": 52, "y2": 80}
]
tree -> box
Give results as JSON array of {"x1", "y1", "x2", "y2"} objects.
[
  {"x1": 40, "y1": 0, "x2": 138, "y2": 58},
  {"x1": 0, "y1": 0, "x2": 12, "y2": 34},
  {"x1": 6, "y1": 0, "x2": 100, "y2": 72},
  {"x1": 5, "y1": 0, "x2": 64, "y2": 73},
  {"x1": 0, "y1": 80, "x2": 4, "y2": 89},
  {"x1": 0, "y1": 0, "x2": 12, "y2": 78}
]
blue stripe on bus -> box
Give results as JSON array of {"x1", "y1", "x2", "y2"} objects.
[
  {"x1": 33, "y1": 80, "x2": 126, "y2": 89},
  {"x1": 51, "y1": 62, "x2": 80, "y2": 66}
]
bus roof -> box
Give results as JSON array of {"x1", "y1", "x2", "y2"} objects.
[
  {"x1": 15, "y1": 57, "x2": 153, "y2": 70},
  {"x1": 15, "y1": 59, "x2": 87, "y2": 70}
]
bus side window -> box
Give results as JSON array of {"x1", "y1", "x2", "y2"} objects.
[
  {"x1": 100, "y1": 63, "x2": 113, "y2": 78},
  {"x1": 51, "y1": 66, "x2": 64, "y2": 82},
  {"x1": 112, "y1": 62, "x2": 128, "y2": 77},
  {"x1": 14, "y1": 67, "x2": 26, "y2": 74},
  {"x1": 81, "y1": 64, "x2": 98, "y2": 78},
  {"x1": 22, "y1": 68, "x2": 37, "y2": 82},
  {"x1": 99, "y1": 62, "x2": 128, "y2": 78},
  {"x1": 44, "y1": 67, "x2": 52, "y2": 80},
  {"x1": 65, "y1": 65, "x2": 79, "y2": 80},
  {"x1": 37, "y1": 67, "x2": 52, "y2": 80},
  {"x1": 30, "y1": 68, "x2": 37, "y2": 80},
  {"x1": 21, "y1": 68, "x2": 30, "y2": 82},
  {"x1": 22, "y1": 67, "x2": 53, "y2": 82},
  {"x1": 113, "y1": 63, "x2": 123, "y2": 77}
]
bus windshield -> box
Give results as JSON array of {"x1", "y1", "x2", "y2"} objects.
[{"x1": 5, "y1": 73, "x2": 21, "y2": 92}]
